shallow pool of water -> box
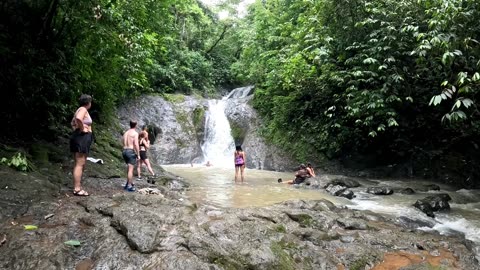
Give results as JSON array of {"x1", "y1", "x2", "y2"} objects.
[
  {"x1": 163, "y1": 164, "x2": 480, "y2": 257},
  {"x1": 162, "y1": 164, "x2": 347, "y2": 208}
]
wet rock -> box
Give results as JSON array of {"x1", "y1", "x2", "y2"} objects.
[
  {"x1": 413, "y1": 194, "x2": 452, "y2": 218},
  {"x1": 305, "y1": 179, "x2": 321, "y2": 188},
  {"x1": 326, "y1": 184, "x2": 347, "y2": 196},
  {"x1": 117, "y1": 95, "x2": 204, "y2": 164},
  {"x1": 340, "y1": 235, "x2": 356, "y2": 243},
  {"x1": 327, "y1": 178, "x2": 361, "y2": 188},
  {"x1": 339, "y1": 190, "x2": 355, "y2": 199},
  {"x1": 398, "y1": 188, "x2": 415, "y2": 195},
  {"x1": 224, "y1": 88, "x2": 296, "y2": 171},
  {"x1": 1, "y1": 173, "x2": 479, "y2": 270},
  {"x1": 75, "y1": 258, "x2": 94, "y2": 270},
  {"x1": 118, "y1": 92, "x2": 296, "y2": 170},
  {"x1": 395, "y1": 216, "x2": 435, "y2": 229},
  {"x1": 367, "y1": 186, "x2": 394, "y2": 195},
  {"x1": 336, "y1": 218, "x2": 368, "y2": 230},
  {"x1": 423, "y1": 184, "x2": 441, "y2": 191},
  {"x1": 310, "y1": 199, "x2": 337, "y2": 212},
  {"x1": 137, "y1": 188, "x2": 164, "y2": 196},
  {"x1": 325, "y1": 184, "x2": 355, "y2": 199}
]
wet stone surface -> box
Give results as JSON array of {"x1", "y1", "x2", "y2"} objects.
[{"x1": 0, "y1": 171, "x2": 479, "y2": 270}]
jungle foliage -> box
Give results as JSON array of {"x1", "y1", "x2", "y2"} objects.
[
  {"x1": 234, "y1": 0, "x2": 480, "y2": 185},
  {"x1": 3, "y1": 0, "x2": 480, "y2": 186},
  {"x1": 0, "y1": 0, "x2": 242, "y2": 139}
]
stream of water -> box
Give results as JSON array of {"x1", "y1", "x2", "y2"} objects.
[
  {"x1": 163, "y1": 86, "x2": 480, "y2": 259},
  {"x1": 163, "y1": 164, "x2": 480, "y2": 259}
]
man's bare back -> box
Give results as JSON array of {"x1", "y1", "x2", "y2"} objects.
[{"x1": 123, "y1": 128, "x2": 139, "y2": 151}]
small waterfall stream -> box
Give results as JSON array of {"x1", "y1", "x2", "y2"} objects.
[
  {"x1": 200, "y1": 99, "x2": 235, "y2": 167},
  {"x1": 199, "y1": 86, "x2": 254, "y2": 167}
]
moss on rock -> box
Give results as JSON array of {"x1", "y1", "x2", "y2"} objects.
[
  {"x1": 270, "y1": 241, "x2": 297, "y2": 270},
  {"x1": 163, "y1": 93, "x2": 186, "y2": 103},
  {"x1": 229, "y1": 121, "x2": 247, "y2": 145},
  {"x1": 192, "y1": 106, "x2": 205, "y2": 131}
]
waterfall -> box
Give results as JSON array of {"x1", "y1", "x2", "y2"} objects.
[
  {"x1": 224, "y1": 85, "x2": 254, "y2": 99},
  {"x1": 200, "y1": 99, "x2": 236, "y2": 167}
]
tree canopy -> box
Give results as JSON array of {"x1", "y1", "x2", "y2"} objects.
[
  {"x1": 2, "y1": 0, "x2": 480, "y2": 186},
  {"x1": 1, "y1": 0, "x2": 241, "y2": 138},
  {"x1": 231, "y1": 0, "x2": 480, "y2": 186}
]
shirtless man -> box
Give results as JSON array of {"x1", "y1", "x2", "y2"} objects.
[
  {"x1": 122, "y1": 120, "x2": 140, "y2": 191},
  {"x1": 306, "y1": 163, "x2": 316, "y2": 177}
]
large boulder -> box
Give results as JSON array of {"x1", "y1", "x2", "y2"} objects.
[
  {"x1": 326, "y1": 178, "x2": 361, "y2": 188},
  {"x1": 117, "y1": 95, "x2": 205, "y2": 164},
  {"x1": 366, "y1": 187, "x2": 394, "y2": 195},
  {"x1": 325, "y1": 184, "x2": 355, "y2": 200},
  {"x1": 413, "y1": 194, "x2": 452, "y2": 218},
  {"x1": 225, "y1": 87, "x2": 296, "y2": 171},
  {"x1": 325, "y1": 184, "x2": 347, "y2": 196},
  {"x1": 398, "y1": 188, "x2": 415, "y2": 195},
  {"x1": 417, "y1": 184, "x2": 441, "y2": 192}
]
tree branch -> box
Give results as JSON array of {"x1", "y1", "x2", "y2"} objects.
[{"x1": 205, "y1": 24, "x2": 229, "y2": 55}]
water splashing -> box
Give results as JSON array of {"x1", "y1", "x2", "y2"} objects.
[{"x1": 201, "y1": 99, "x2": 235, "y2": 167}]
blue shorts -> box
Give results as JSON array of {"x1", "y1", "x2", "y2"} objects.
[{"x1": 122, "y1": 149, "x2": 137, "y2": 165}]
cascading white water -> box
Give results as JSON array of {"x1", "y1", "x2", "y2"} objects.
[
  {"x1": 201, "y1": 99, "x2": 236, "y2": 167},
  {"x1": 224, "y1": 85, "x2": 254, "y2": 99}
]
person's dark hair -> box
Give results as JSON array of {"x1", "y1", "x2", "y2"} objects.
[
  {"x1": 235, "y1": 145, "x2": 242, "y2": 151},
  {"x1": 130, "y1": 120, "x2": 137, "y2": 128},
  {"x1": 79, "y1": 94, "x2": 92, "y2": 106},
  {"x1": 307, "y1": 163, "x2": 312, "y2": 167},
  {"x1": 299, "y1": 164, "x2": 306, "y2": 169}
]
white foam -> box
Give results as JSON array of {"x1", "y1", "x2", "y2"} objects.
[
  {"x1": 348, "y1": 199, "x2": 424, "y2": 219},
  {"x1": 427, "y1": 217, "x2": 480, "y2": 244}
]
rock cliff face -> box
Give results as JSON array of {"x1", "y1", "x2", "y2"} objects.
[
  {"x1": 117, "y1": 88, "x2": 296, "y2": 170},
  {"x1": 117, "y1": 95, "x2": 206, "y2": 164},
  {"x1": 0, "y1": 175, "x2": 478, "y2": 270},
  {"x1": 224, "y1": 86, "x2": 295, "y2": 171}
]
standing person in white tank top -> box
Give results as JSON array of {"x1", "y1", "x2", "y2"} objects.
[{"x1": 69, "y1": 94, "x2": 93, "y2": 196}]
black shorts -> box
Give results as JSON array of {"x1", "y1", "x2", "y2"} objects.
[
  {"x1": 70, "y1": 130, "x2": 93, "y2": 154},
  {"x1": 140, "y1": 150, "x2": 147, "y2": 160},
  {"x1": 122, "y1": 149, "x2": 137, "y2": 165},
  {"x1": 293, "y1": 177, "x2": 306, "y2": 184},
  {"x1": 235, "y1": 163, "x2": 244, "y2": 168}
]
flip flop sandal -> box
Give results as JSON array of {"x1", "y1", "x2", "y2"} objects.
[{"x1": 73, "y1": 189, "x2": 89, "y2": 196}]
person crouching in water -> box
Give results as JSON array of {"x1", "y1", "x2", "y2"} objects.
[
  {"x1": 306, "y1": 163, "x2": 316, "y2": 177},
  {"x1": 122, "y1": 120, "x2": 140, "y2": 191},
  {"x1": 137, "y1": 130, "x2": 155, "y2": 182},
  {"x1": 280, "y1": 164, "x2": 312, "y2": 184},
  {"x1": 234, "y1": 145, "x2": 246, "y2": 182}
]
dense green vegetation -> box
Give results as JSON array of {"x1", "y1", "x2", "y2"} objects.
[
  {"x1": 234, "y1": 0, "x2": 480, "y2": 186},
  {"x1": 1, "y1": 0, "x2": 241, "y2": 139},
  {"x1": 2, "y1": 0, "x2": 480, "y2": 186}
]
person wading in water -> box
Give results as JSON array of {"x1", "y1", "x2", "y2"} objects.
[
  {"x1": 234, "y1": 145, "x2": 246, "y2": 182},
  {"x1": 279, "y1": 164, "x2": 312, "y2": 185}
]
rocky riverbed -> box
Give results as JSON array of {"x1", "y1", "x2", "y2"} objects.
[{"x1": 0, "y1": 168, "x2": 479, "y2": 270}]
